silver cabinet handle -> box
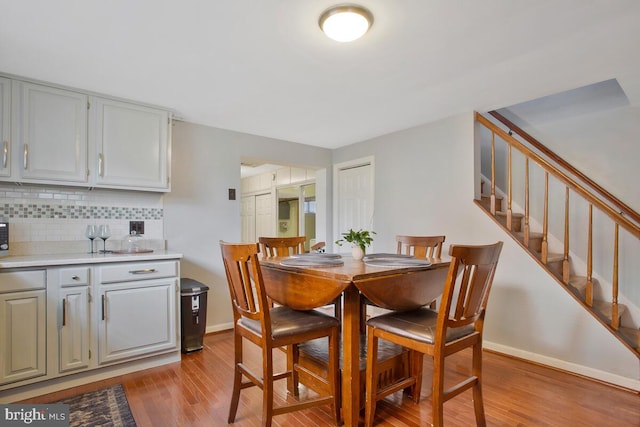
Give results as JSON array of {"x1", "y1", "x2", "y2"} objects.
[
  {"x1": 2, "y1": 141, "x2": 7, "y2": 168},
  {"x1": 62, "y1": 297, "x2": 67, "y2": 326},
  {"x1": 101, "y1": 295, "x2": 106, "y2": 320},
  {"x1": 23, "y1": 144, "x2": 28, "y2": 170},
  {"x1": 128, "y1": 268, "x2": 157, "y2": 275},
  {"x1": 98, "y1": 153, "x2": 103, "y2": 177}
]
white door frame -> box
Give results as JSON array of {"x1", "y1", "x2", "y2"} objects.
[{"x1": 332, "y1": 156, "x2": 375, "y2": 253}]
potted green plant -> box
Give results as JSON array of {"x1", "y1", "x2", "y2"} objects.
[{"x1": 335, "y1": 228, "x2": 375, "y2": 260}]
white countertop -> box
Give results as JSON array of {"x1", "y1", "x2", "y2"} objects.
[{"x1": 0, "y1": 250, "x2": 183, "y2": 269}]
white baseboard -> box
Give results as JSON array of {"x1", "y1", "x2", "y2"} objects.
[
  {"x1": 206, "y1": 322, "x2": 233, "y2": 334},
  {"x1": 484, "y1": 341, "x2": 640, "y2": 391}
]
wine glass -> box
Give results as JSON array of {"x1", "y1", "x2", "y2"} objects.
[
  {"x1": 85, "y1": 225, "x2": 97, "y2": 253},
  {"x1": 98, "y1": 225, "x2": 111, "y2": 253}
]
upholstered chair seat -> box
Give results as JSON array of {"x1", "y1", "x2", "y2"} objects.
[
  {"x1": 366, "y1": 307, "x2": 475, "y2": 344},
  {"x1": 239, "y1": 306, "x2": 339, "y2": 338}
]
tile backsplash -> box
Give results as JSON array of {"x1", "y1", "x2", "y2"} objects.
[{"x1": 0, "y1": 183, "x2": 165, "y2": 255}]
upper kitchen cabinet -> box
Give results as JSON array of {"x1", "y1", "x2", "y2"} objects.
[
  {"x1": 0, "y1": 73, "x2": 172, "y2": 192},
  {"x1": 0, "y1": 77, "x2": 10, "y2": 178},
  {"x1": 11, "y1": 81, "x2": 88, "y2": 185},
  {"x1": 89, "y1": 97, "x2": 170, "y2": 192}
]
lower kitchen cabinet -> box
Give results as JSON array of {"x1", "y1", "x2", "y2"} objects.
[
  {"x1": 59, "y1": 286, "x2": 90, "y2": 373},
  {"x1": 98, "y1": 279, "x2": 178, "y2": 365},
  {"x1": 96, "y1": 260, "x2": 179, "y2": 365},
  {"x1": 0, "y1": 255, "x2": 181, "y2": 399},
  {"x1": 58, "y1": 267, "x2": 90, "y2": 374},
  {"x1": 0, "y1": 289, "x2": 46, "y2": 385}
]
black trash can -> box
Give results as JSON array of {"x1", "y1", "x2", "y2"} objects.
[{"x1": 180, "y1": 278, "x2": 209, "y2": 353}]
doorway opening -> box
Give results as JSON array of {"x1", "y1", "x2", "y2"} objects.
[
  {"x1": 240, "y1": 163, "x2": 322, "y2": 252},
  {"x1": 277, "y1": 183, "x2": 316, "y2": 251}
]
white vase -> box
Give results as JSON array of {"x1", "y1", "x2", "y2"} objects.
[{"x1": 351, "y1": 246, "x2": 365, "y2": 260}]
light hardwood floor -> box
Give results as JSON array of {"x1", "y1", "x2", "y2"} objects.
[{"x1": 23, "y1": 331, "x2": 640, "y2": 426}]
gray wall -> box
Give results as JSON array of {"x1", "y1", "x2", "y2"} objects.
[
  {"x1": 333, "y1": 112, "x2": 639, "y2": 387},
  {"x1": 166, "y1": 115, "x2": 639, "y2": 389},
  {"x1": 164, "y1": 121, "x2": 332, "y2": 329}
]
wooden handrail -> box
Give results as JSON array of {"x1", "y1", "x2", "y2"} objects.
[
  {"x1": 488, "y1": 110, "x2": 640, "y2": 226},
  {"x1": 476, "y1": 113, "x2": 640, "y2": 239}
]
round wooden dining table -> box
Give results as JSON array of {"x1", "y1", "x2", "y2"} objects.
[{"x1": 260, "y1": 254, "x2": 450, "y2": 427}]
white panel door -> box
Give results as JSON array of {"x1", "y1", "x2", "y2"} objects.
[
  {"x1": 334, "y1": 160, "x2": 374, "y2": 253},
  {"x1": 241, "y1": 195, "x2": 256, "y2": 243},
  {"x1": 255, "y1": 193, "x2": 273, "y2": 239},
  {"x1": 0, "y1": 290, "x2": 46, "y2": 385},
  {"x1": 59, "y1": 286, "x2": 90, "y2": 373},
  {"x1": 98, "y1": 280, "x2": 177, "y2": 365},
  {"x1": 14, "y1": 81, "x2": 88, "y2": 183}
]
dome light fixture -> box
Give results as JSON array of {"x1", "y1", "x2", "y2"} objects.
[{"x1": 319, "y1": 4, "x2": 373, "y2": 42}]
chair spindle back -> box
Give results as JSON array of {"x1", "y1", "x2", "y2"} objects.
[
  {"x1": 396, "y1": 235, "x2": 446, "y2": 258},
  {"x1": 259, "y1": 236, "x2": 306, "y2": 257}
]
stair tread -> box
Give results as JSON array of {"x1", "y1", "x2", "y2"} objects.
[
  {"x1": 568, "y1": 276, "x2": 587, "y2": 294},
  {"x1": 568, "y1": 275, "x2": 587, "y2": 286},
  {"x1": 592, "y1": 299, "x2": 627, "y2": 318},
  {"x1": 568, "y1": 276, "x2": 599, "y2": 287},
  {"x1": 514, "y1": 231, "x2": 543, "y2": 239},
  {"x1": 495, "y1": 211, "x2": 524, "y2": 218},
  {"x1": 476, "y1": 195, "x2": 637, "y2": 356},
  {"x1": 544, "y1": 253, "x2": 564, "y2": 263}
]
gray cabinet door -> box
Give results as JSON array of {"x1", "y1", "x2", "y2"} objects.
[
  {"x1": 13, "y1": 81, "x2": 88, "y2": 184},
  {"x1": 90, "y1": 97, "x2": 169, "y2": 191}
]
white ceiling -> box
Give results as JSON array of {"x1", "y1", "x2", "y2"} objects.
[{"x1": 1, "y1": 1, "x2": 639, "y2": 149}]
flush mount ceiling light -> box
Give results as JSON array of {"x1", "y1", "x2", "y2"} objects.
[{"x1": 319, "y1": 4, "x2": 373, "y2": 42}]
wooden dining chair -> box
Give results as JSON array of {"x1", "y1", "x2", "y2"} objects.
[
  {"x1": 396, "y1": 235, "x2": 446, "y2": 259},
  {"x1": 311, "y1": 241, "x2": 327, "y2": 252},
  {"x1": 259, "y1": 236, "x2": 306, "y2": 257},
  {"x1": 361, "y1": 235, "x2": 447, "y2": 330},
  {"x1": 220, "y1": 241, "x2": 341, "y2": 427},
  {"x1": 260, "y1": 235, "x2": 342, "y2": 319},
  {"x1": 397, "y1": 234, "x2": 445, "y2": 310},
  {"x1": 364, "y1": 241, "x2": 503, "y2": 427}
]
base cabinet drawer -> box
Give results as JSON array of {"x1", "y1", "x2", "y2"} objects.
[
  {"x1": 59, "y1": 267, "x2": 90, "y2": 287},
  {"x1": 0, "y1": 290, "x2": 46, "y2": 385},
  {"x1": 99, "y1": 261, "x2": 178, "y2": 284},
  {"x1": 0, "y1": 270, "x2": 46, "y2": 292}
]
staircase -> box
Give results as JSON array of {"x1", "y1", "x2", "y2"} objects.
[{"x1": 475, "y1": 112, "x2": 640, "y2": 358}]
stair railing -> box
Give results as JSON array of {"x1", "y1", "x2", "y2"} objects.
[
  {"x1": 488, "y1": 110, "x2": 640, "y2": 226},
  {"x1": 478, "y1": 112, "x2": 640, "y2": 238},
  {"x1": 475, "y1": 112, "x2": 639, "y2": 353}
]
